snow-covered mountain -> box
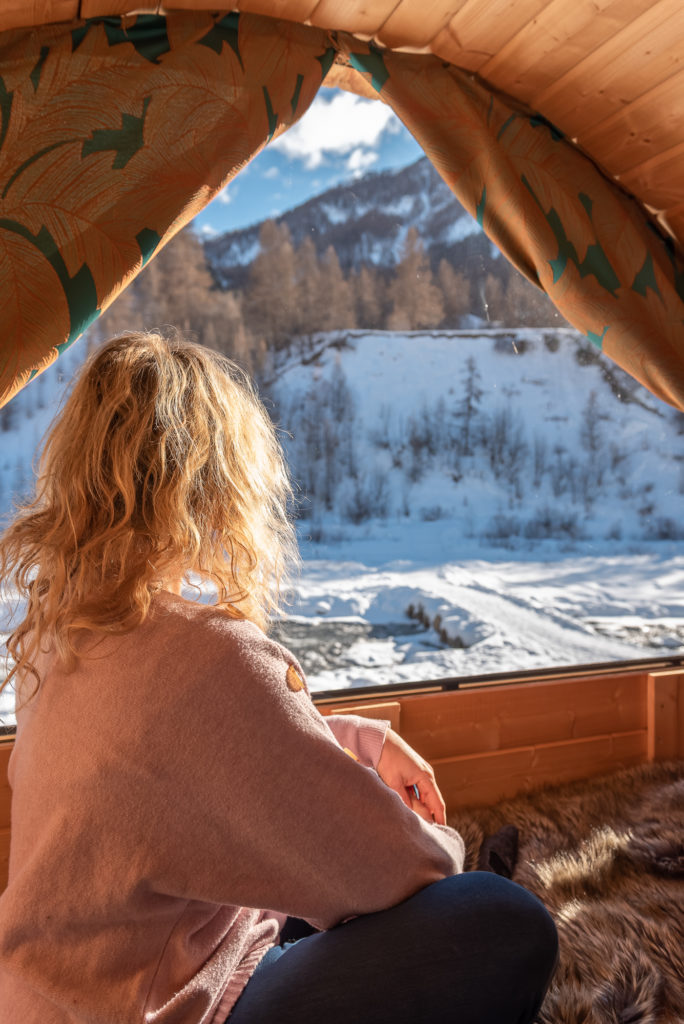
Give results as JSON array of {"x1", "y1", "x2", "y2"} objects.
[{"x1": 204, "y1": 157, "x2": 493, "y2": 289}]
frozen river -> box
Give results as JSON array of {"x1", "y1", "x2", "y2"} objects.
[
  {"x1": 2, "y1": 537, "x2": 684, "y2": 722},
  {"x1": 278, "y1": 534, "x2": 684, "y2": 692}
]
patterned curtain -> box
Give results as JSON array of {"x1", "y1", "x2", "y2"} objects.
[
  {"x1": 335, "y1": 36, "x2": 684, "y2": 412},
  {"x1": 1, "y1": 13, "x2": 683, "y2": 412},
  {"x1": 0, "y1": 12, "x2": 332, "y2": 407}
]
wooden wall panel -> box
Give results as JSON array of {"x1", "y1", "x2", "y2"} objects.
[
  {"x1": 434, "y1": 729, "x2": 647, "y2": 809},
  {"x1": 396, "y1": 674, "x2": 646, "y2": 761},
  {"x1": 647, "y1": 669, "x2": 684, "y2": 760},
  {"x1": 321, "y1": 700, "x2": 402, "y2": 732}
]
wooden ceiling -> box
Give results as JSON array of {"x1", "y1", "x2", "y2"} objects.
[{"x1": 3, "y1": 1, "x2": 684, "y2": 245}]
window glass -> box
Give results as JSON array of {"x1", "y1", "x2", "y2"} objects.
[{"x1": 2, "y1": 92, "x2": 682, "y2": 724}]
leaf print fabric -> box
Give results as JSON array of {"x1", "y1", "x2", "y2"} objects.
[
  {"x1": 0, "y1": 12, "x2": 330, "y2": 407},
  {"x1": 334, "y1": 36, "x2": 684, "y2": 412}
]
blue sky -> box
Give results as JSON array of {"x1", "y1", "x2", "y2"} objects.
[{"x1": 193, "y1": 88, "x2": 423, "y2": 238}]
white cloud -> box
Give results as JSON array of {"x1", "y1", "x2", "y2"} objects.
[
  {"x1": 216, "y1": 186, "x2": 232, "y2": 205},
  {"x1": 347, "y1": 147, "x2": 379, "y2": 176},
  {"x1": 262, "y1": 166, "x2": 279, "y2": 179},
  {"x1": 271, "y1": 90, "x2": 397, "y2": 169},
  {"x1": 198, "y1": 223, "x2": 218, "y2": 237}
]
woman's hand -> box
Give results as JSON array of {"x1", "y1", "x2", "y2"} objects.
[{"x1": 377, "y1": 729, "x2": 447, "y2": 825}]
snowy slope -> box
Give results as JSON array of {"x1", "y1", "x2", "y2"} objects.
[
  {"x1": 0, "y1": 342, "x2": 88, "y2": 524},
  {"x1": 269, "y1": 327, "x2": 683, "y2": 545}
]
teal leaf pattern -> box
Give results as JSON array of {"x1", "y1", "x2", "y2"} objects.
[
  {"x1": 631, "y1": 252, "x2": 661, "y2": 300},
  {"x1": 0, "y1": 77, "x2": 13, "y2": 153},
  {"x1": 349, "y1": 45, "x2": 389, "y2": 93},
  {"x1": 0, "y1": 218, "x2": 100, "y2": 342},
  {"x1": 30, "y1": 47, "x2": 49, "y2": 93},
  {"x1": 81, "y1": 97, "x2": 151, "y2": 170},
  {"x1": 198, "y1": 13, "x2": 243, "y2": 70},
  {"x1": 136, "y1": 227, "x2": 162, "y2": 266}
]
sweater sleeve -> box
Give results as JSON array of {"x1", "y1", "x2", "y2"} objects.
[
  {"x1": 140, "y1": 616, "x2": 465, "y2": 932},
  {"x1": 324, "y1": 713, "x2": 389, "y2": 769}
]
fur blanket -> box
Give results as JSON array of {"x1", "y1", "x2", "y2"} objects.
[{"x1": 449, "y1": 761, "x2": 684, "y2": 1024}]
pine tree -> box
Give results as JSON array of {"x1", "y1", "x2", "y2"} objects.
[
  {"x1": 352, "y1": 265, "x2": 385, "y2": 329},
  {"x1": 318, "y1": 246, "x2": 355, "y2": 332},
  {"x1": 294, "y1": 235, "x2": 323, "y2": 337},
  {"x1": 243, "y1": 220, "x2": 297, "y2": 349},
  {"x1": 387, "y1": 228, "x2": 444, "y2": 330},
  {"x1": 438, "y1": 260, "x2": 470, "y2": 325},
  {"x1": 459, "y1": 356, "x2": 483, "y2": 456}
]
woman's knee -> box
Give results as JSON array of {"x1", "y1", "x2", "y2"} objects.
[{"x1": 408, "y1": 872, "x2": 558, "y2": 985}]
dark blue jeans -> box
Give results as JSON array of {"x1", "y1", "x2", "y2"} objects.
[{"x1": 227, "y1": 872, "x2": 558, "y2": 1024}]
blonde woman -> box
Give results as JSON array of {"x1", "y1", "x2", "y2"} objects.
[{"x1": 0, "y1": 333, "x2": 557, "y2": 1024}]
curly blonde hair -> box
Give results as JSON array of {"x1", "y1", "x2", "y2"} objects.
[{"x1": 0, "y1": 332, "x2": 297, "y2": 697}]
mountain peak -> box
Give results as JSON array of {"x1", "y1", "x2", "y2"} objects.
[{"x1": 204, "y1": 156, "x2": 489, "y2": 289}]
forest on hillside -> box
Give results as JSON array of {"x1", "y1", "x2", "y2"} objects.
[{"x1": 98, "y1": 220, "x2": 560, "y2": 373}]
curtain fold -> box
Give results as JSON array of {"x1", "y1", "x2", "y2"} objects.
[
  {"x1": 0, "y1": 12, "x2": 331, "y2": 407},
  {"x1": 334, "y1": 36, "x2": 684, "y2": 412}
]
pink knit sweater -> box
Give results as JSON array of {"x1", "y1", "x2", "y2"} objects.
[{"x1": 0, "y1": 591, "x2": 465, "y2": 1022}]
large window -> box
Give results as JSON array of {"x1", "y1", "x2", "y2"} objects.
[{"x1": 1, "y1": 91, "x2": 682, "y2": 721}]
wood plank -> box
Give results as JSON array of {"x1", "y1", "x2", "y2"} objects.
[
  {"x1": 511, "y1": 0, "x2": 655, "y2": 104},
  {"x1": 447, "y1": 0, "x2": 550, "y2": 60},
  {"x1": 0, "y1": 827, "x2": 9, "y2": 893},
  {"x1": 0, "y1": 1, "x2": 78, "y2": 33},
  {"x1": 428, "y1": 24, "x2": 487, "y2": 70},
  {"x1": 534, "y1": 0, "x2": 684, "y2": 127},
  {"x1": 619, "y1": 141, "x2": 684, "y2": 210},
  {"x1": 230, "y1": 0, "x2": 320, "y2": 21},
  {"x1": 647, "y1": 670, "x2": 684, "y2": 760},
  {"x1": 480, "y1": 0, "x2": 633, "y2": 92},
  {"x1": 308, "y1": 0, "x2": 399, "y2": 35},
  {"x1": 436, "y1": 730, "x2": 647, "y2": 809},
  {"x1": 320, "y1": 700, "x2": 401, "y2": 732},
  {"x1": 81, "y1": 0, "x2": 138, "y2": 14},
  {"x1": 579, "y1": 69, "x2": 684, "y2": 176},
  {"x1": 482, "y1": 0, "x2": 653, "y2": 102},
  {"x1": 378, "y1": 0, "x2": 468, "y2": 51},
  {"x1": 396, "y1": 673, "x2": 646, "y2": 761},
  {"x1": 0, "y1": 741, "x2": 13, "y2": 831}
]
